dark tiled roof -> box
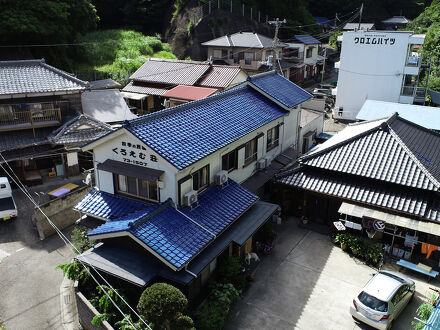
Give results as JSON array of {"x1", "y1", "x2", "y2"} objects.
[
  {"x1": 49, "y1": 114, "x2": 113, "y2": 146},
  {"x1": 202, "y1": 32, "x2": 286, "y2": 48},
  {"x1": 125, "y1": 84, "x2": 288, "y2": 169},
  {"x1": 301, "y1": 115, "x2": 440, "y2": 191},
  {"x1": 87, "y1": 179, "x2": 258, "y2": 269},
  {"x1": 277, "y1": 168, "x2": 429, "y2": 218},
  {"x1": 0, "y1": 128, "x2": 52, "y2": 151},
  {"x1": 130, "y1": 58, "x2": 210, "y2": 85},
  {"x1": 247, "y1": 71, "x2": 312, "y2": 109},
  {"x1": 74, "y1": 188, "x2": 151, "y2": 220},
  {"x1": 0, "y1": 59, "x2": 87, "y2": 95},
  {"x1": 292, "y1": 35, "x2": 321, "y2": 45}
]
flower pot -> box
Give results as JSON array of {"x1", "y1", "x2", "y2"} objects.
[
  {"x1": 341, "y1": 243, "x2": 347, "y2": 251},
  {"x1": 302, "y1": 217, "x2": 309, "y2": 225},
  {"x1": 352, "y1": 249, "x2": 359, "y2": 255}
]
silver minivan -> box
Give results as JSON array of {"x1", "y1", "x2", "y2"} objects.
[{"x1": 350, "y1": 271, "x2": 415, "y2": 329}]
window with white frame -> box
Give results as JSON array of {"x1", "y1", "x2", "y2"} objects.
[
  {"x1": 115, "y1": 174, "x2": 158, "y2": 201},
  {"x1": 267, "y1": 126, "x2": 279, "y2": 151},
  {"x1": 244, "y1": 138, "x2": 258, "y2": 166},
  {"x1": 192, "y1": 165, "x2": 209, "y2": 191}
]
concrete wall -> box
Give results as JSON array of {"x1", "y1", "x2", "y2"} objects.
[
  {"x1": 335, "y1": 31, "x2": 420, "y2": 120},
  {"x1": 75, "y1": 290, "x2": 113, "y2": 330},
  {"x1": 34, "y1": 186, "x2": 91, "y2": 240}
]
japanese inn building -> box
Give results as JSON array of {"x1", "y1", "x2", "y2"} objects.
[{"x1": 74, "y1": 71, "x2": 312, "y2": 299}]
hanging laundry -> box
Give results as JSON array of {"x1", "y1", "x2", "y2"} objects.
[
  {"x1": 404, "y1": 234, "x2": 418, "y2": 248},
  {"x1": 421, "y1": 243, "x2": 438, "y2": 259}
]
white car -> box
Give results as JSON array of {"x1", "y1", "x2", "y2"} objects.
[{"x1": 350, "y1": 270, "x2": 415, "y2": 329}]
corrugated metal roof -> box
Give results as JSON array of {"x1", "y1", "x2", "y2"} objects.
[
  {"x1": 198, "y1": 65, "x2": 243, "y2": 88},
  {"x1": 356, "y1": 100, "x2": 440, "y2": 131},
  {"x1": 382, "y1": 16, "x2": 411, "y2": 24},
  {"x1": 202, "y1": 32, "x2": 286, "y2": 48},
  {"x1": 343, "y1": 23, "x2": 375, "y2": 30},
  {"x1": 277, "y1": 168, "x2": 429, "y2": 218},
  {"x1": 130, "y1": 58, "x2": 210, "y2": 85},
  {"x1": 162, "y1": 85, "x2": 217, "y2": 101},
  {"x1": 0, "y1": 59, "x2": 87, "y2": 95},
  {"x1": 293, "y1": 35, "x2": 321, "y2": 45},
  {"x1": 301, "y1": 115, "x2": 440, "y2": 191},
  {"x1": 122, "y1": 81, "x2": 169, "y2": 96}
]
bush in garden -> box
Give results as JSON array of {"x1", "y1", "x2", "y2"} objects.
[
  {"x1": 137, "y1": 283, "x2": 193, "y2": 330},
  {"x1": 216, "y1": 256, "x2": 249, "y2": 291}
]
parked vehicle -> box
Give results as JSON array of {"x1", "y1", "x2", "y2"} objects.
[
  {"x1": 350, "y1": 271, "x2": 415, "y2": 329},
  {"x1": 0, "y1": 177, "x2": 17, "y2": 221}
]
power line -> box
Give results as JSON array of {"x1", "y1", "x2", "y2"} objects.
[{"x1": 0, "y1": 152, "x2": 151, "y2": 330}]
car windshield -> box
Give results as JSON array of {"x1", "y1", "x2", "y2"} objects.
[{"x1": 358, "y1": 292, "x2": 388, "y2": 312}]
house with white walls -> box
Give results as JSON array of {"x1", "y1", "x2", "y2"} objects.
[
  {"x1": 73, "y1": 71, "x2": 311, "y2": 298},
  {"x1": 334, "y1": 30, "x2": 428, "y2": 120}
]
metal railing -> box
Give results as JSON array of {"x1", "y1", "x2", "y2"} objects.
[
  {"x1": 0, "y1": 108, "x2": 61, "y2": 128},
  {"x1": 400, "y1": 85, "x2": 427, "y2": 98}
]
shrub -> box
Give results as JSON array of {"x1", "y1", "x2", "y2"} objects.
[
  {"x1": 137, "y1": 283, "x2": 193, "y2": 329},
  {"x1": 412, "y1": 292, "x2": 437, "y2": 330},
  {"x1": 193, "y1": 301, "x2": 227, "y2": 330},
  {"x1": 216, "y1": 256, "x2": 249, "y2": 291},
  {"x1": 71, "y1": 226, "x2": 93, "y2": 253}
]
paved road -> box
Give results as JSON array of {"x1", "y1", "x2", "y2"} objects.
[
  {"x1": 226, "y1": 218, "x2": 439, "y2": 330},
  {"x1": 0, "y1": 180, "x2": 75, "y2": 329}
]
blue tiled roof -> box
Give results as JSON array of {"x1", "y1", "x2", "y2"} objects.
[
  {"x1": 180, "y1": 179, "x2": 258, "y2": 235},
  {"x1": 247, "y1": 71, "x2": 312, "y2": 109},
  {"x1": 124, "y1": 84, "x2": 288, "y2": 169},
  {"x1": 74, "y1": 188, "x2": 151, "y2": 220},
  {"x1": 293, "y1": 34, "x2": 321, "y2": 45},
  {"x1": 87, "y1": 179, "x2": 258, "y2": 269}
]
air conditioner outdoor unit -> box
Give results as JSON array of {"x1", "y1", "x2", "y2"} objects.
[
  {"x1": 214, "y1": 170, "x2": 228, "y2": 185},
  {"x1": 257, "y1": 158, "x2": 267, "y2": 170},
  {"x1": 184, "y1": 190, "x2": 198, "y2": 207}
]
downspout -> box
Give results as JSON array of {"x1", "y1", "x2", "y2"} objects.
[
  {"x1": 296, "y1": 107, "x2": 302, "y2": 151},
  {"x1": 185, "y1": 265, "x2": 197, "y2": 278}
]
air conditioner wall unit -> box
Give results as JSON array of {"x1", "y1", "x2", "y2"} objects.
[
  {"x1": 214, "y1": 170, "x2": 228, "y2": 185},
  {"x1": 184, "y1": 190, "x2": 198, "y2": 207},
  {"x1": 257, "y1": 158, "x2": 267, "y2": 170}
]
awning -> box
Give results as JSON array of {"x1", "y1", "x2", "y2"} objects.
[
  {"x1": 338, "y1": 202, "x2": 440, "y2": 236},
  {"x1": 120, "y1": 91, "x2": 148, "y2": 100},
  {"x1": 97, "y1": 159, "x2": 164, "y2": 182}
]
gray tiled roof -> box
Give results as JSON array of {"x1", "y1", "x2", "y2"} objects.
[
  {"x1": 0, "y1": 59, "x2": 87, "y2": 95},
  {"x1": 0, "y1": 128, "x2": 53, "y2": 151},
  {"x1": 49, "y1": 114, "x2": 113, "y2": 146},
  {"x1": 202, "y1": 32, "x2": 287, "y2": 48},
  {"x1": 122, "y1": 81, "x2": 169, "y2": 96},
  {"x1": 198, "y1": 65, "x2": 243, "y2": 88},
  {"x1": 277, "y1": 168, "x2": 429, "y2": 219},
  {"x1": 301, "y1": 114, "x2": 440, "y2": 191}
]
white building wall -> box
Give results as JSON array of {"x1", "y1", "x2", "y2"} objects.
[
  {"x1": 91, "y1": 129, "x2": 178, "y2": 202},
  {"x1": 88, "y1": 106, "x2": 300, "y2": 205},
  {"x1": 335, "y1": 31, "x2": 420, "y2": 120}
]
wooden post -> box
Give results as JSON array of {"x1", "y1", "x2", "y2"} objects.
[
  {"x1": 30, "y1": 111, "x2": 35, "y2": 137},
  {"x1": 229, "y1": 244, "x2": 233, "y2": 257}
]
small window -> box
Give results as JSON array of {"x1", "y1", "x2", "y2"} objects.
[
  {"x1": 192, "y1": 165, "x2": 209, "y2": 191},
  {"x1": 244, "y1": 52, "x2": 254, "y2": 65},
  {"x1": 244, "y1": 138, "x2": 258, "y2": 166},
  {"x1": 306, "y1": 47, "x2": 313, "y2": 58},
  {"x1": 222, "y1": 150, "x2": 237, "y2": 172},
  {"x1": 358, "y1": 292, "x2": 388, "y2": 312},
  {"x1": 267, "y1": 126, "x2": 279, "y2": 151},
  {"x1": 213, "y1": 49, "x2": 222, "y2": 59}
]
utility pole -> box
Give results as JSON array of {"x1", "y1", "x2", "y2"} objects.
[
  {"x1": 358, "y1": 3, "x2": 364, "y2": 30},
  {"x1": 321, "y1": 47, "x2": 327, "y2": 83},
  {"x1": 268, "y1": 18, "x2": 286, "y2": 76},
  {"x1": 334, "y1": 13, "x2": 339, "y2": 29}
]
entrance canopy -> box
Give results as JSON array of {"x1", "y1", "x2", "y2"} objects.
[
  {"x1": 339, "y1": 202, "x2": 440, "y2": 236},
  {"x1": 97, "y1": 159, "x2": 164, "y2": 182}
]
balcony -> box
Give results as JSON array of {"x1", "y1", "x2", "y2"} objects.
[
  {"x1": 0, "y1": 106, "x2": 62, "y2": 133},
  {"x1": 400, "y1": 85, "x2": 427, "y2": 104}
]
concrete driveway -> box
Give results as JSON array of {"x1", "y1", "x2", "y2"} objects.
[
  {"x1": 0, "y1": 178, "x2": 77, "y2": 329},
  {"x1": 226, "y1": 218, "x2": 439, "y2": 330}
]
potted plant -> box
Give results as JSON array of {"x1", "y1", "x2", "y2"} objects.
[
  {"x1": 301, "y1": 216, "x2": 309, "y2": 225},
  {"x1": 335, "y1": 233, "x2": 349, "y2": 251},
  {"x1": 349, "y1": 236, "x2": 362, "y2": 255}
]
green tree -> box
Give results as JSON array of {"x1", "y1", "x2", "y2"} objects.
[{"x1": 137, "y1": 283, "x2": 193, "y2": 330}]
